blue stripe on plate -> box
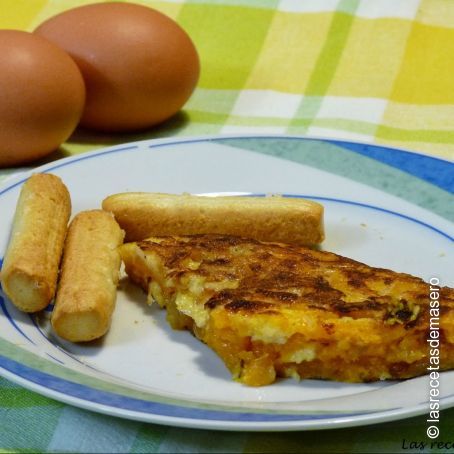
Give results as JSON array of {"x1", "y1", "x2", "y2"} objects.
[
  {"x1": 0, "y1": 354, "x2": 382, "y2": 422},
  {"x1": 0, "y1": 144, "x2": 139, "y2": 197},
  {"x1": 0, "y1": 137, "x2": 452, "y2": 198},
  {"x1": 46, "y1": 353, "x2": 65, "y2": 365},
  {"x1": 0, "y1": 293, "x2": 35, "y2": 345},
  {"x1": 328, "y1": 140, "x2": 454, "y2": 194},
  {"x1": 246, "y1": 194, "x2": 452, "y2": 241},
  {"x1": 28, "y1": 313, "x2": 101, "y2": 372},
  {"x1": 281, "y1": 194, "x2": 453, "y2": 241}
]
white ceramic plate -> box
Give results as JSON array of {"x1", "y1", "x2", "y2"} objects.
[{"x1": 0, "y1": 135, "x2": 453, "y2": 431}]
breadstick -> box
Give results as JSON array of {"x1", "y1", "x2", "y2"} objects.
[
  {"x1": 51, "y1": 210, "x2": 124, "y2": 342},
  {"x1": 1, "y1": 173, "x2": 71, "y2": 312},
  {"x1": 102, "y1": 192, "x2": 324, "y2": 245}
]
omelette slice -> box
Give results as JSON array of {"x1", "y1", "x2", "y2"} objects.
[{"x1": 120, "y1": 235, "x2": 454, "y2": 386}]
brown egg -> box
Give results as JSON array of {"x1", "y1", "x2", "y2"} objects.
[
  {"x1": 35, "y1": 2, "x2": 200, "y2": 132},
  {"x1": 0, "y1": 30, "x2": 85, "y2": 167}
]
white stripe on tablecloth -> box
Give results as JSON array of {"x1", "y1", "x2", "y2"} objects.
[{"x1": 47, "y1": 406, "x2": 139, "y2": 453}]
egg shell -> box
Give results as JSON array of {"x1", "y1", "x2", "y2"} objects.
[
  {"x1": 35, "y1": 2, "x2": 200, "y2": 132},
  {"x1": 0, "y1": 30, "x2": 85, "y2": 167}
]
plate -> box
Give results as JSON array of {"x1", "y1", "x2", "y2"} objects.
[{"x1": 0, "y1": 135, "x2": 453, "y2": 431}]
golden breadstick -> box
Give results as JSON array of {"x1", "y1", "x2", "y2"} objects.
[
  {"x1": 1, "y1": 173, "x2": 71, "y2": 312},
  {"x1": 102, "y1": 192, "x2": 324, "y2": 245},
  {"x1": 51, "y1": 210, "x2": 124, "y2": 342}
]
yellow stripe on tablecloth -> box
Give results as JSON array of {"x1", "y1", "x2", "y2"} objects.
[
  {"x1": 127, "y1": 1, "x2": 183, "y2": 19},
  {"x1": 390, "y1": 22, "x2": 454, "y2": 104},
  {"x1": 382, "y1": 103, "x2": 454, "y2": 131},
  {"x1": 0, "y1": 0, "x2": 48, "y2": 30},
  {"x1": 244, "y1": 11, "x2": 333, "y2": 93},
  {"x1": 177, "y1": 3, "x2": 275, "y2": 90},
  {"x1": 416, "y1": 0, "x2": 454, "y2": 27},
  {"x1": 28, "y1": 0, "x2": 105, "y2": 29},
  {"x1": 27, "y1": 0, "x2": 183, "y2": 30},
  {"x1": 328, "y1": 17, "x2": 413, "y2": 98}
]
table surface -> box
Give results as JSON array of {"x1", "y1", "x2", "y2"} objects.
[{"x1": 1, "y1": 1, "x2": 454, "y2": 453}]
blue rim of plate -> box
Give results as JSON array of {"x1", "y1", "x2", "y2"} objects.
[{"x1": 0, "y1": 135, "x2": 453, "y2": 430}]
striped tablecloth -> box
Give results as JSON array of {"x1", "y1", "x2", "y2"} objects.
[{"x1": 1, "y1": 1, "x2": 454, "y2": 453}]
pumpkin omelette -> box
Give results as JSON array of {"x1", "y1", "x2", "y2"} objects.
[{"x1": 120, "y1": 234, "x2": 454, "y2": 386}]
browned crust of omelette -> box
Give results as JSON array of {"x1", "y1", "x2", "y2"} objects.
[{"x1": 121, "y1": 234, "x2": 454, "y2": 386}]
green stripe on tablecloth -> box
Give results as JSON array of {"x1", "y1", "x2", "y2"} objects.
[
  {"x1": 215, "y1": 137, "x2": 454, "y2": 221},
  {"x1": 130, "y1": 423, "x2": 169, "y2": 453},
  {"x1": 0, "y1": 376, "x2": 21, "y2": 388},
  {"x1": 0, "y1": 448, "x2": 40, "y2": 453},
  {"x1": 304, "y1": 0, "x2": 360, "y2": 94},
  {"x1": 130, "y1": 414, "x2": 454, "y2": 454},
  {"x1": 0, "y1": 388, "x2": 61, "y2": 408},
  {"x1": 244, "y1": 426, "x2": 359, "y2": 453},
  {"x1": 185, "y1": 89, "x2": 240, "y2": 114},
  {"x1": 187, "y1": 110, "x2": 376, "y2": 136},
  {"x1": 377, "y1": 124, "x2": 454, "y2": 143},
  {"x1": 187, "y1": 111, "x2": 231, "y2": 125},
  {"x1": 61, "y1": 116, "x2": 225, "y2": 156},
  {"x1": 290, "y1": 0, "x2": 360, "y2": 132},
  {"x1": 294, "y1": 117, "x2": 377, "y2": 135},
  {"x1": 0, "y1": 407, "x2": 62, "y2": 452},
  {"x1": 243, "y1": 414, "x2": 438, "y2": 453},
  {"x1": 177, "y1": 4, "x2": 275, "y2": 90}
]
